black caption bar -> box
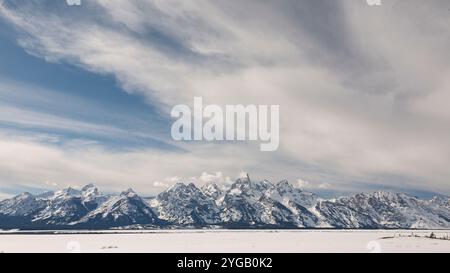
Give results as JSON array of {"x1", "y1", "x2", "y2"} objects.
[{"x1": 0, "y1": 253, "x2": 447, "y2": 272}]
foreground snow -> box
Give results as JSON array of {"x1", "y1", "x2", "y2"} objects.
[{"x1": 0, "y1": 230, "x2": 449, "y2": 253}]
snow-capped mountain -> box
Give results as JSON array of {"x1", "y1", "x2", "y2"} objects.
[
  {"x1": 74, "y1": 189, "x2": 161, "y2": 228},
  {"x1": 315, "y1": 191, "x2": 450, "y2": 229},
  {"x1": 0, "y1": 192, "x2": 46, "y2": 218},
  {"x1": 201, "y1": 182, "x2": 224, "y2": 200},
  {"x1": 216, "y1": 178, "x2": 320, "y2": 228},
  {"x1": 259, "y1": 180, "x2": 320, "y2": 228},
  {"x1": 0, "y1": 184, "x2": 152, "y2": 229},
  {"x1": 31, "y1": 184, "x2": 110, "y2": 227},
  {"x1": 149, "y1": 183, "x2": 220, "y2": 226},
  {"x1": 217, "y1": 178, "x2": 273, "y2": 227},
  {"x1": 1, "y1": 179, "x2": 450, "y2": 230}
]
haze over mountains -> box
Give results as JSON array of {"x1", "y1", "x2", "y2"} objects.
[{"x1": 1, "y1": 178, "x2": 450, "y2": 230}]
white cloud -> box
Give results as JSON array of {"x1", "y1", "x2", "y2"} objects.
[
  {"x1": 317, "y1": 183, "x2": 332, "y2": 190},
  {"x1": 200, "y1": 172, "x2": 220, "y2": 183},
  {"x1": 0, "y1": 1, "x2": 450, "y2": 195},
  {"x1": 0, "y1": 192, "x2": 13, "y2": 201},
  {"x1": 153, "y1": 181, "x2": 169, "y2": 188},
  {"x1": 165, "y1": 176, "x2": 181, "y2": 183},
  {"x1": 0, "y1": 79, "x2": 168, "y2": 144},
  {"x1": 0, "y1": 136, "x2": 277, "y2": 195},
  {"x1": 297, "y1": 179, "x2": 331, "y2": 190},
  {"x1": 199, "y1": 171, "x2": 233, "y2": 185},
  {"x1": 296, "y1": 179, "x2": 310, "y2": 189},
  {"x1": 44, "y1": 181, "x2": 58, "y2": 187}
]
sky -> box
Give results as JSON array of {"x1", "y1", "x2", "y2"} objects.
[{"x1": 0, "y1": 0, "x2": 450, "y2": 199}]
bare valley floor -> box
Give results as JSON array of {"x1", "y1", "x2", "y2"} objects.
[{"x1": 0, "y1": 230, "x2": 449, "y2": 253}]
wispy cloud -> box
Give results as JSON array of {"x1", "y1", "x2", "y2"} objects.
[
  {"x1": 0, "y1": 79, "x2": 175, "y2": 150},
  {"x1": 297, "y1": 178, "x2": 331, "y2": 190},
  {"x1": 0, "y1": 192, "x2": 13, "y2": 200},
  {"x1": 0, "y1": 1, "x2": 450, "y2": 195}
]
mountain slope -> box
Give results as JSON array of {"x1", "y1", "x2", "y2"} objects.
[
  {"x1": 74, "y1": 189, "x2": 162, "y2": 228},
  {"x1": 318, "y1": 191, "x2": 450, "y2": 229},
  {"x1": 215, "y1": 178, "x2": 320, "y2": 228},
  {"x1": 149, "y1": 183, "x2": 220, "y2": 226}
]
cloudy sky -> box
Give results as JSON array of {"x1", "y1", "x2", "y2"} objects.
[{"x1": 0, "y1": 0, "x2": 449, "y2": 198}]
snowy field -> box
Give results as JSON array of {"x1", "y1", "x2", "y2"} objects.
[{"x1": 0, "y1": 230, "x2": 449, "y2": 253}]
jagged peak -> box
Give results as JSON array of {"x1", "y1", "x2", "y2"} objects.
[
  {"x1": 165, "y1": 182, "x2": 200, "y2": 193},
  {"x1": 14, "y1": 192, "x2": 33, "y2": 200},
  {"x1": 260, "y1": 179, "x2": 273, "y2": 186},
  {"x1": 54, "y1": 186, "x2": 81, "y2": 198},
  {"x1": 232, "y1": 178, "x2": 273, "y2": 189},
  {"x1": 371, "y1": 191, "x2": 405, "y2": 199},
  {"x1": 202, "y1": 181, "x2": 217, "y2": 186},
  {"x1": 201, "y1": 181, "x2": 220, "y2": 190},
  {"x1": 271, "y1": 180, "x2": 296, "y2": 195},
  {"x1": 121, "y1": 188, "x2": 138, "y2": 198},
  {"x1": 233, "y1": 178, "x2": 249, "y2": 185},
  {"x1": 429, "y1": 195, "x2": 450, "y2": 205},
  {"x1": 81, "y1": 183, "x2": 96, "y2": 192},
  {"x1": 276, "y1": 179, "x2": 291, "y2": 188},
  {"x1": 167, "y1": 182, "x2": 186, "y2": 191},
  {"x1": 201, "y1": 182, "x2": 224, "y2": 198}
]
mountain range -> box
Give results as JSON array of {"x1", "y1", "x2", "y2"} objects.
[{"x1": 1, "y1": 178, "x2": 450, "y2": 230}]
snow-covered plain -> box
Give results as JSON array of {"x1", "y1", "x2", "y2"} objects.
[{"x1": 0, "y1": 230, "x2": 449, "y2": 253}]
